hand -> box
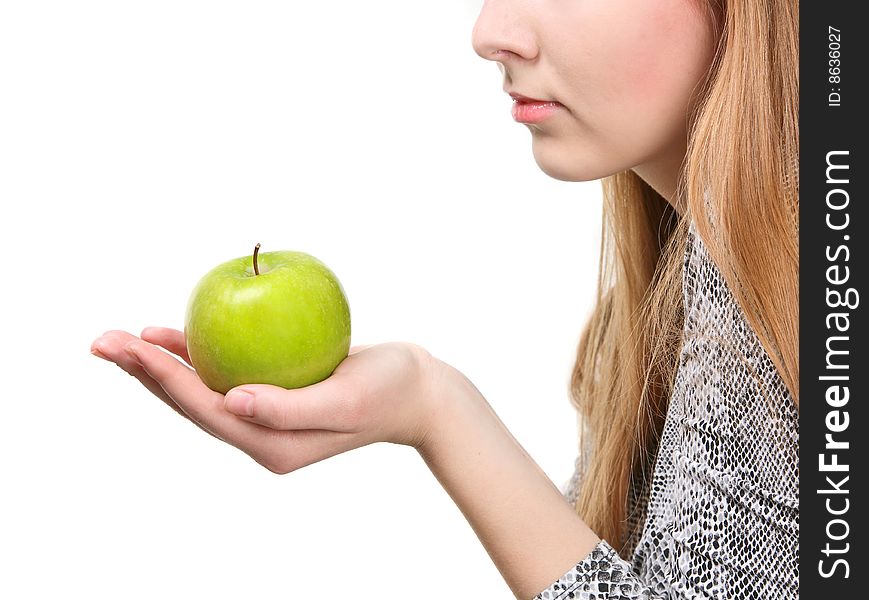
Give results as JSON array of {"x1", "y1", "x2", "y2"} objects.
[{"x1": 90, "y1": 328, "x2": 443, "y2": 474}]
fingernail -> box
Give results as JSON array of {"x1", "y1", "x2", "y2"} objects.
[
  {"x1": 91, "y1": 341, "x2": 109, "y2": 360},
  {"x1": 225, "y1": 390, "x2": 254, "y2": 416}
]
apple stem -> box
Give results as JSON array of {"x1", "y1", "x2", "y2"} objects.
[{"x1": 253, "y1": 243, "x2": 261, "y2": 276}]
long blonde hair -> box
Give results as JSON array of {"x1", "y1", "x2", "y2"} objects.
[{"x1": 569, "y1": 0, "x2": 799, "y2": 550}]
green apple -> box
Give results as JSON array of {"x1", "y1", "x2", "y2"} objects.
[{"x1": 184, "y1": 244, "x2": 351, "y2": 394}]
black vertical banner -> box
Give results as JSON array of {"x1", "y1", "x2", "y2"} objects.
[{"x1": 800, "y1": 1, "x2": 868, "y2": 596}]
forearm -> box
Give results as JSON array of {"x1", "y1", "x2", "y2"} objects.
[{"x1": 416, "y1": 362, "x2": 600, "y2": 600}]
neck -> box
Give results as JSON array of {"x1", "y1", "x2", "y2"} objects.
[{"x1": 631, "y1": 148, "x2": 687, "y2": 217}]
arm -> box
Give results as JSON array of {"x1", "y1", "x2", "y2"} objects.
[
  {"x1": 91, "y1": 328, "x2": 649, "y2": 598},
  {"x1": 417, "y1": 360, "x2": 600, "y2": 600}
]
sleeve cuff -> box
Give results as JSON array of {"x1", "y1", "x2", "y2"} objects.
[{"x1": 532, "y1": 540, "x2": 660, "y2": 600}]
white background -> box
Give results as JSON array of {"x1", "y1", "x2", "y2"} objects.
[{"x1": 1, "y1": 1, "x2": 602, "y2": 597}]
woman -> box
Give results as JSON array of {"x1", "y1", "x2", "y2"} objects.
[{"x1": 91, "y1": 0, "x2": 799, "y2": 598}]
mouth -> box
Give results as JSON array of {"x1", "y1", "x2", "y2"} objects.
[
  {"x1": 508, "y1": 92, "x2": 550, "y2": 103},
  {"x1": 507, "y1": 92, "x2": 564, "y2": 124}
]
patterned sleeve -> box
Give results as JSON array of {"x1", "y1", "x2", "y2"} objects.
[
  {"x1": 530, "y1": 221, "x2": 800, "y2": 600},
  {"x1": 532, "y1": 541, "x2": 663, "y2": 600}
]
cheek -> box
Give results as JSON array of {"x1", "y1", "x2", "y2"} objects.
[
  {"x1": 619, "y1": 13, "x2": 686, "y2": 96},
  {"x1": 537, "y1": 0, "x2": 715, "y2": 180},
  {"x1": 593, "y1": 3, "x2": 713, "y2": 126}
]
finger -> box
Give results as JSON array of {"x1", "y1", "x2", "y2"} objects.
[
  {"x1": 223, "y1": 378, "x2": 360, "y2": 432},
  {"x1": 95, "y1": 333, "x2": 361, "y2": 472},
  {"x1": 91, "y1": 331, "x2": 318, "y2": 464},
  {"x1": 123, "y1": 339, "x2": 266, "y2": 445},
  {"x1": 140, "y1": 327, "x2": 192, "y2": 367},
  {"x1": 349, "y1": 344, "x2": 373, "y2": 355},
  {"x1": 92, "y1": 331, "x2": 193, "y2": 421}
]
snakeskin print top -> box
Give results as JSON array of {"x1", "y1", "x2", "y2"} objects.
[{"x1": 534, "y1": 220, "x2": 799, "y2": 599}]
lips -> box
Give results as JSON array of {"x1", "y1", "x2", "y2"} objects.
[
  {"x1": 509, "y1": 92, "x2": 551, "y2": 103},
  {"x1": 507, "y1": 92, "x2": 564, "y2": 124}
]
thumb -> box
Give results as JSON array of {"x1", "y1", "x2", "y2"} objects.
[{"x1": 223, "y1": 379, "x2": 357, "y2": 432}]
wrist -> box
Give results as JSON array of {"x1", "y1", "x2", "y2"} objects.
[{"x1": 413, "y1": 354, "x2": 484, "y2": 455}]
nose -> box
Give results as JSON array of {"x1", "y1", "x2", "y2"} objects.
[{"x1": 471, "y1": 0, "x2": 538, "y2": 64}]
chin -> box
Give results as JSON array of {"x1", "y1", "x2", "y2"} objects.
[{"x1": 530, "y1": 137, "x2": 613, "y2": 182}]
